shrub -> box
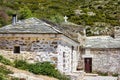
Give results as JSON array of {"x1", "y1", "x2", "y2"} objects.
[
  {"x1": 29, "y1": 62, "x2": 70, "y2": 80},
  {"x1": 14, "y1": 60, "x2": 70, "y2": 80},
  {"x1": 0, "y1": 55, "x2": 12, "y2": 65},
  {"x1": 0, "y1": 65, "x2": 13, "y2": 80},
  {"x1": 14, "y1": 60, "x2": 29, "y2": 70},
  {"x1": 0, "y1": 65, "x2": 13, "y2": 75},
  {"x1": 29, "y1": 62, "x2": 59, "y2": 76},
  {"x1": 11, "y1": 77, "x2": 19, "y2": 80},
  {"x1": 112, "y1": 73, "x2": 118, "y2": 77},
  {"x1": 0, "y1": 73, "x2": 6, "y2": 80}
]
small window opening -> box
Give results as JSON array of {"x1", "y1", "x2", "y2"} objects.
[
  {"x1": 14, "y1": 46, "x2": 20, "y2": 53},
  {"x1": 63, "y1": 52, "x2": 65, "y2": 58},
  {"x1": 71, "y1": 46, "x2": 74, "y2": 52}
]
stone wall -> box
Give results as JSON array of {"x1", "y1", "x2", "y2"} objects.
[
  {"x1": 0, "y1": 34, "x2": 60, "y2": 52},
  {"x1": 91, "y1": 48, "x2": 120, "y2": 74},
  {"x1": 57, "y1": 35, "x2": 79, "y2": 73},
  {"x1": 0, "y1": 34, "x2": 60, "y2": 67},
  {"x1": 0, "y1": 33, "x2": 79, "y2": 73}
]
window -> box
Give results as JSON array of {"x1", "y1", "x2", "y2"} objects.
[
  {"x1": 14, "y1": 46, "x2": 20, "y2": 53},
  {"x1": 63, "y1": 52, "x2": 65, "y2": 58},
  {"x1": 71, "y1": 46, "x2": 74, "y2": 52}
]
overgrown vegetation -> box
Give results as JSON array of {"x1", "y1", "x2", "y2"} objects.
[
  {"x1": 0, "y1": 0, "x2": 120, "y2": 35},
  {"x1": 0, "y1": 55, "x2": 12, "y2": 65},
  {"x1": 14, "y1": 60, "x2": 70, "y2": 80},
  {"x1": 112, "y1": 73, "x2": 119, "y2": 77},
  {"x1": 14, "y1": 60, "x2": 29, "y2": 70},
  {"x1": 0, "y1": 65, "x2": 13, "y2": 80},
  {"x1": 0, "y1": 55, "x2": 69, "y2": 80}
]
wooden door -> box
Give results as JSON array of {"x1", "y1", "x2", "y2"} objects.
[{"x1": 84, "y1": 58, "x2": 92, "y2": 73}]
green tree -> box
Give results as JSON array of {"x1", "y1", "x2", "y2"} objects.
[
  {"x1": 19, "y1": 6, "x2": 33, "y2": 19},
  {"x1": 49, "y1": 14, "x2": 64, "y2": 23}
]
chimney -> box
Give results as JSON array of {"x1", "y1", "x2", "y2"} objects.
[{"x1": 12, "y1": 14, "x2": 17, "y2": 25}]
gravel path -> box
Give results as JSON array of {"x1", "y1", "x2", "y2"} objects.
[{"x1": 84, "y1": 76, "x2": 117, "y2": 80}]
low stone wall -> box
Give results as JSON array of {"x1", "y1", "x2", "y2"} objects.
[{"x1": 91, "y1": 48, "x2": 120, "y2": 74}]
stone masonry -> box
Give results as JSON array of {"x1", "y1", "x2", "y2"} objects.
[
  {"x1": 91, "y1": 48, "x2": 120, "y2": 74},
  {"x1": 0, "y1": 33, "x2": 79, "y2": 73}
]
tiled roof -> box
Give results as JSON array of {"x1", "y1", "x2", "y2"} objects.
[
  {"x1": 85, "y1": 36, "x2": 120, "y2": 48},
  {"x1": 0, "y1": 17, "x2": 61, "y2": 34}
]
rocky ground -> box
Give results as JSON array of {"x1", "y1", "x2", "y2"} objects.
[
  {"x1": 84, "y1": 76, "x2": 117, "y2": 80},
  {"x1": 67, "y1": 71, "x2": 118, "y2": 80}
]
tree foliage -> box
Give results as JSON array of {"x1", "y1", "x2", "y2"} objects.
[
  {"x1": 0, "y1": 0, "x2": 120, "y2": 35},
  {"x1": 19, "y1": 6, "x2": 33, "y2": 19}
]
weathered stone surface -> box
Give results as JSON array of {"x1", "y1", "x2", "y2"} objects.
[
  {"x1": 0, "y1": 33, "x2": 79, "y2": 73},
  {"x1": 84, "y1": 76, "x2": 117, "y2": 80},
  {"x1": 118, "y1": 75, "x2": 120, "y2": 80},
  {"x1": 91, "y1": 49, "x2": 120, "y2": 74}
]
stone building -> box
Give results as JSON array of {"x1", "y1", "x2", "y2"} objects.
[
  {"x1": 80, "y1": 27, "x2": 120, "y2": 74},
  {"x1": 0, "y1": 17, "x2": 80, "y2": 73},
  {"x1": 0, "y1": 16, "x2": 120, "y2": 75}
]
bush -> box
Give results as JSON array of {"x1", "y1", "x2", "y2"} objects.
[
  {"x1": 29, "y1": 62, "x2": 70, "y2": 80},
  {"x1": 112, "y1": 73, "x2": 118, "y2": 77},
  {"x1": 0, "y1": 55, "x2": 12, "y2": 65},
  {"x1": 29, "y1": 62, "x2": 59, "y2": 76},
  {"x1": 11, "y1": 77, "x2": 19, "y2": 80},
  {"x1": 0, "y1": 65, "x2": 13, "y2": 80},
  {"x1": 0, "y1": 65, "x2": 13, "y2": 75},
  {"x1": 14, "y1": 60, "x2": 29, "y2": 70},
  {"x1": 0, "y1": 73, "x2": 6, "y2": 80},
  {"x1": 14, "y1": 60, "x2": 70, "y2": 80}
]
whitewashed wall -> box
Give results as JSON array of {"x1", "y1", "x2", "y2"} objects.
[{"x1": 57, "y1": 35, "x2": 79, "y2": 73}]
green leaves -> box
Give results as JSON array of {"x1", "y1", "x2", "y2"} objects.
[
  {"x1": 0, "y1": 65, "x2": 13, "y2": 80},
  {"x1": 49, "y1": 14, "x2": 64, "y2": 23},
  {"x1": 14, "y1": 60, "x2": 70, "y2": 80},
  {"x1": 0, "y1": 0, "x2": 120, "y2": 35},
  {"x1": 19, "y1": 6, "x2": 33, "y2": 19},
  {"x1": 0, "y1": 55, "x2": 12, "y2": 65},
  {"x1": 14, "y1": 60, "x2": 29, "y2": 70}
]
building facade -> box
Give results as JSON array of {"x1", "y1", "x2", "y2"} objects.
[
  {"x1": 81, "y1": 28, "x2": 120, "y2": 74},
  {"x1": 1, "y1": 17, "x2": 120, "y2": 75},
  {"x1": 0, "y1": 17, "x2": 80, "y2": 73}
]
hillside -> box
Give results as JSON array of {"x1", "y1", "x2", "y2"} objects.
[
  {"x1": 0, "y1": 54, "x2": 69, "y2": 80},
  {"x1": 0, "y1": 0, "x2": 120, "y2": 36},
  {"x1": 0, "y1": 62, "x2": 58, "y2": 80}
]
